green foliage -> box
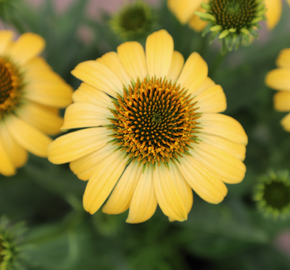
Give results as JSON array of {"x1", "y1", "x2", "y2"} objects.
[{"x1": 1, "y1": 0, "x2": 290, "y2": 269}]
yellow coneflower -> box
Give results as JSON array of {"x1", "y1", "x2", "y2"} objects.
[
  {"x1": 266, "y1": 48, "x2": 290, "y2": 131},
  {"x1": 265, "y1": 0, "x2": 290, "y2": 29},
  {"x1": 167, "y1": 0, "x2": 208, "y2": 32},
  {"x1": 48, "y1": 30, "x2": 248, "y2": 224},
  {"x1": 0, "y1": 30, "x2": 72, "y2": 176}
]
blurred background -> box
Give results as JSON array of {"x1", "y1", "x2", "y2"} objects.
[{"x1": 1, "y1": 0, "x2": 290, "y2": 269}]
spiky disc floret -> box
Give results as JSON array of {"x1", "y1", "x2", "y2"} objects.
[
  {"x1": 0, "y1": 57, "x2": 24, "y2": 119},
  {"x1": 196, "y1": 0, "x2": 266, "y2": 53},
  {"x1": 254, "y1": 171, "x2": 290, "y2": 219},
  {"x1": 110, "y1": 1, "x2": 156, "y2": 41},
  {"x1": 108, "y1": 77, "x2": 201, "y2": 167}
]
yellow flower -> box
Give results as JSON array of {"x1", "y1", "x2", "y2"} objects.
[
  {"x1": 266, "y1": 48, "x2": 290, "y2": 131},
  {"x1": 168, "y1": 0, "x2": 208, "y2": 32},
  {"x1": 48, "y1": 30, "x2": 248, "y2": 224},
  {"x1": 0, "y1": 31, "x2": 73, "y2": 176},
  {"x1": 265, "y1": 0, "x2": 290, "y2": 29}
]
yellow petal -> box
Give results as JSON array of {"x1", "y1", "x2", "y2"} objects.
[
  {"x1": 0, "y1": 137, "x2": 15, "y2": 176},
  {"x1": 168, "y1": 162, "x2": 193, "y2": 214},
  {"x1": 194, "y1": 77, "x2": 216, "y2": 95},
  {"x1": 199, "y1": 133, "x2": 246, "y2": 161},
  {"x1": 196, "y1": 85, "x2": 227, "y2": 113},
  {"x1": 126, "y1": 166, "x2": 157, "y2": 223},
  {"x1": 17, "y1": 103, "x2": 63, "y2": 135},
  {"x1": 266, "y1": 68, "x2": 290, "y2": 91},
  {"x1": 153, "y1": 164, "x2": 187, "y2": 221},
  {"x1": 24, "y1": 82, "x2": 73, "y2": 108},
  {"x1": 117, "y1": 41, "x2": 147, "y2": 81},
  {"x1": 146, "y1": 30, "x2": 174, "y2": 79},
  {"x1": 96, "y1": 51, "x2": 131, "y2": 87},
  {"x1": 276, "y1": 48, "x2": 290, "y2": 69},
  {"x1": 281, "y1": 113, "x2": 290, "y2": 132},
  {"x1": 178, "y1": 156, "x2": 228, "y2": 203},
  {"x1": 0, "y1": 30, "x2": 13, "y2": 55},
  {"x1": 8, "y1": 33, "x2": 45, "y2": 65},
  {"x1": 167, "y1": 51, "x2": 184, "y2": 82},
  {"x1": 70, "y1": 143, "x2": 117, "y2": 181},
  {"x1": 188, "y1": 2, "x2": 208, "y2": 32},
  {"x1": 0, "y1": 126, "x2": 28, "y2": 168},
  {"x1": 83, "y1": 151, "x2": 127, "y2": 214},
  {"x1": 200, "y1": 114, "x2": 248, "y2": 145},
  {"x1": 6, "y1": 115, "x2": 52, "y2": 157},
  {"x1": 61, "y1": 103, "x2": 111, "y2": 130},
  {"x1": 191, "y1": 142, "x2": 246, "y2": 184},
  {"x1": 169, "y1": 0, "x2": 204, "y2": 24},
  {"x1": 274, "y1": 91, "x2": 290, "y2": 112},
  {"x1": 22, "y1": 56, "x2": 52, "y2": 72},
  {"x1": 73, "y1": 83, "x2": 112, "y2": 108},
  {"x1": 71, "y1": 61, "x2": 123, "y2": 98},
  {"x1": 103, "y1": 161, "x2": 143, "y2": 214},
  {"x1": 48, "y1": 127, "x2": 112, "y2": 164},
  {"x1": 264, "y1": 0, "x2": 282, "y2": 29},
  {"x1": 177, "y1": 52, "x2": 208, "y2": 94}
]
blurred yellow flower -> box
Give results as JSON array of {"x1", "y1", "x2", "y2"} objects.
[
  {"x1": 266, "y1": 48, "x2": 290, "y2": 131},
  {"x1": 167, "y1": 0, "x2": 208, "y2": 32},
  {"x1": 48, "y1": 30, "x2": 248, "y2": 224},
  {"x1": 0, "y1": 31, "x2": 73, "y2": 176},
  {"x1": 265, "y1": 0, "x2": 290, "y2": 29}
]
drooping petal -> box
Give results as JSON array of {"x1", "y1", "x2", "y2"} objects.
[
  {"x1": 281, "y1": 113, "x2": 290, "y2": 132},
  {"x1": 178, "y1": 156, "x2": 228, "y2": 203},
  {"x1": 69, "y1": 143, "x2": 117, "y2": 181},
  {"x1": 103, "y1": 161, "x2": 143, "y2": 214},
  {"x1": 61, "y1": 103, "x2": 111, "y2": 130},
  {"x1": 0, "y1": 137, "x2": 15, "y2": 176},
  {"x1": 177, "y1": 52, "x2": 208, "y2": 94},
  {"x1": 266, "y1": 68, "x2": 290, "y2": 91},
  {"x1": 48, "y1": 128, "x2": 112, "y2": 164},
  {"x1": 167, "y1": 51, "x2": 184, "y2": 83},
  {"x1": 191, "y1": 142, "x2": 246, "y2": 184},
  {"x1": 153, "y1": 164, "x2": 187, "y2": 221},
  {"x1": 264, "y1": 0, "x2": 282, "y2": 29},
  {"x1": 16, "y1": 103, "x2": 63, "y2": 135},
  {"x1": 5, "y1": 115, "x2": 52, "y2": 157},
  {"x1": 200, "y1": 114, "x2": 248, "y2": 145},
  {"x1": 96, "y1": 52, "x2": 131, "y2": 86},
  {"x1": 126, "y1": 165, "x2": 157, "y2": 223},
  {"x1": 72, "y1": 83, "x2": 112, "y2": 108},
  {"x1": 146, "y1": 30, "x2": 174, "y2": 79},
  {"x1": 71, "y1": 61, "x2": 123, "y2": 98},
  {"x1": 196, "y1": 85, "x2": 227, "y2": 113},
  {"x1": 274, "y1": 91, "x2": 290, "y2": 112},
  {"x1": 8, "y1": 33, "x2": 45, "y2": 65},
  {"x1": 117, "y1": 41, "x2": 147, "y2": 80},
  {"x1": 83, "y1": 151, "x2": 127, "y2": 214},
  {"x1": 276, "y1": 48, "x2": 290, "y2": 69},
  {"x1": 188, "y1": 2, "x2": 208, "y2": 32},
  {"x1": 0, "y1": 126, "x2": 28, "y2": 168},
  {"x1": 0, "y1": 31, "x2": 13, "y2": 55}
]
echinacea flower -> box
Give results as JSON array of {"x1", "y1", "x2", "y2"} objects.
[
  {"x1": 168, "y1": 0, "x2": 208, "y2": 32},
  {"x1": 254, "y1": 171, "x2": 290, "y2": 218},
  {"x1": 264, "y1": 0, "x2": 290, "y2": 29},
  {"x1": 48, "y1": 30, "x2": 248, "y2": 224},
  {"x1": 197, "y1": 0, "x2": 266, "y2": 52},
  {"x1": 266, "y1": 48, "x2": 290, "y2": 131},
  {"x1": 0, "y1": 31, "x2": 72, "y2": 176}
]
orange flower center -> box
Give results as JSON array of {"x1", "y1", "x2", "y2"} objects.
[
  {"x1": 0, "y1": 57, "x2": 23, "y2": 118},
  {"x1": 108, "y1": 77, "x2": 201, "y2": 165}
]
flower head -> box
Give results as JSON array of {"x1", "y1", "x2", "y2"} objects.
[
  {"x1": 0, "y1": 216, "x2": 27, "y2": 269},
  {"x1": 0, "y1": 31, "x2": 72, "y2": 176},
  {"x1": 110, "y1": 1, "x2": 156, "y2": 41},
  {"x1": 254, "y1": 171, "x2": 290, "y2": 218},
  {"x1": 197, "y1": 0, "x2": 266, "y2": 52},
  {"x1": 168, "y1": 0, "x2": 208, "y2": 32},
  {"x1": 266, "y1": 48, "x2": 290, "y2": 132},
  {"x1": 48, "y1": 30, "x2": 248, "y2": 224}
]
